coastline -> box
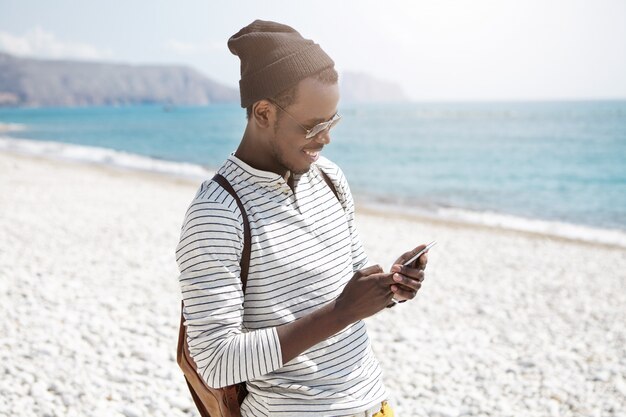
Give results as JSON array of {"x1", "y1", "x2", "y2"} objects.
[
  {"x1": 357, "y1": 202, "x2": 626, "y2": 251},
  {"x1": 1, "y1": 149, "x2": 625, "y2": 416},
  {"x1": 2, "y1": 135, "x2": 625, "y2": 249}
]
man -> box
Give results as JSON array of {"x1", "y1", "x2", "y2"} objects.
[{"x1": 175, "y1": 20, "x2": 428, "y2": 417}]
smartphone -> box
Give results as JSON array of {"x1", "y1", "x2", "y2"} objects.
[{"x1": 403, "y1": 241, "x2": 437, "y2": 267}]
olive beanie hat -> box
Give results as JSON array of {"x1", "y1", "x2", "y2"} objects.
[{"x1": 228, "y1": 19, "x2": 335, "y2": 108}]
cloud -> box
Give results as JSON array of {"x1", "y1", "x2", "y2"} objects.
[
  {"x1": 164, "y1": 39, "x2": 223, "y2": 55},
  {"x1": 0, "y1": 27, "x2": 113, "y2": 60}
]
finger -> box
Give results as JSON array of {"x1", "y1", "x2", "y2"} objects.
[
  {"x1": 395, "y1": 244, "x2": 427, "y2": 265},
  {"x1": 360, "y1": 264, "x2": 383, "y2": 276},
  {"x1": 377, "y1": 272, "x2": 399, "y2": 287},
  {"x1": 390, "y1": 284, "x2": 419, "y2": 301},
  {"x1": 391, "y1": 272, "x2": 423, "y2": 290},
  {"x1": 417, "y1": 252, "x2": 428, "y2": 270},
  {"x1": 400, "y1": 252, "x2": 429, "y2": 270},
  {"x1": 394, "y1": 244, "x2": 430, "y2": 268},
  {"x1": 394, "y1": 267, "x2": 425, "y2": 281}
]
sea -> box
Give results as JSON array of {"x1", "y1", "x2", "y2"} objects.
[{"x1": 1, "y1": 100, "x2": 625, "y2": 247}]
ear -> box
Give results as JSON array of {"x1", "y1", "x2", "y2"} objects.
[{"x1": 251, "y1": 100, "x2": 275, "y2": 130}]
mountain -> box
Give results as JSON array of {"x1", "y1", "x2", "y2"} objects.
[
  {"x1": 0, "y1": 52, "x2": 409, "y2": 107},
  {"x1": 0, "y1": 52, "x2": 238, "y2": 107},
  {"x1": 340, "y1": 71, "x2": 409, "y2": 103}
]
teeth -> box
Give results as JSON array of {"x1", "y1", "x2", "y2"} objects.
[{"x1": 304, "y1": 150, "x2": 319, "y2": 156}]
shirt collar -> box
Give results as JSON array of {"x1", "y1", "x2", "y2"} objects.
[
  {"x1": 227, "y1": 153, "x2": 283, "y2": 182},
  {"x1": 227, "y1": 153, "x2": 308, "y2": 185}
]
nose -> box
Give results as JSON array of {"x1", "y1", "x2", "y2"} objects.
[{"x1": 313, "y1": 128, "x2": 331, "y2": 145}]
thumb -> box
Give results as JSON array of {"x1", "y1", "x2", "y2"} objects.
[
  {"x1": 353, "y1": 264, "x2": 383, "y2": 280},
  {"x1": 361, "y1": 264, "x2": 383, "y2": 276}
]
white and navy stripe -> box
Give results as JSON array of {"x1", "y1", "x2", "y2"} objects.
[{"x1": 176, "y1": 154, "x2": 387, "y2": 417}]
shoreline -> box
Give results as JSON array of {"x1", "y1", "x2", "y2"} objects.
[
  {"x1": 356, "y1": 201, "x2": 626, "y2": 251},
  {"x1": 2, "y1": 136, "x2": 625, "y2": 250}
]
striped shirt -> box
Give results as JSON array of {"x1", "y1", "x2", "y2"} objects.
[{"x1": 175, "y1": 154, "x2": 387, "y2": 417}]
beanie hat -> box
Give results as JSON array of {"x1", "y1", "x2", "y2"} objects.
[{"x1": 228, "y1": 20, "x2": 335, "y2": 108}]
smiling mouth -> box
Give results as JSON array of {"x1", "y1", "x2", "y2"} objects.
[
  {"x1": 302, "y1": 148, "x2": 321, "y2": 163},
  {"x1": 304, "y1": 146, "x2": 323, "y2": 155}
]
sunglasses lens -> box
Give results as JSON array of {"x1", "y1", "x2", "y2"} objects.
[
  {"x1": 305, "y1": 115, "x2": 341, "y2": 139},
  {"x1": 307, "y1": 124, "x2": 326, "y2": 138}
]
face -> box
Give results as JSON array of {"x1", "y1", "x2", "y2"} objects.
[{"x1": 268, "y1": 77, "x2": 340, "y2": 175}]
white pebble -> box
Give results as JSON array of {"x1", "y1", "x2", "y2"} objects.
[
  {"x1": 120, "y1": 404, "x2": 142, "y2": 417},
  {"x1": 167, "y1": 395, "x2": 191, "y2": 411},
  {"x1": 428, "y1": 405, "x2": 459, "y2": 417}
]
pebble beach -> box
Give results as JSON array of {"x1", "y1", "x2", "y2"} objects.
[{"x1": 1, "y1": 151, "x2": 625, "y2": 417}]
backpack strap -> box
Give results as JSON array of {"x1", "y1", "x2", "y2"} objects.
[
  {"x1": 212, "y1": 174, "x2": 251, "y2": 293},
  {"x1": 177, "y1": 174, "x2": 253, "y2": 417}
]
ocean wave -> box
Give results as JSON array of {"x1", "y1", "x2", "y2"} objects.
[
  {"x1": 0, "y1": 136, "x2": 213, "y2": 180},
  {"x1": 361, "y1": 199, "x2": 626, "y2": 249},
  {"x1": 2, "y1": 136, "x2": 625, "y2": 248},
  {"x1": 0, "y1": 122, "x2": 27, "y2": 133}
]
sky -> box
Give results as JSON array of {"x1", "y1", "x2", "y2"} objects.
[{"x1": 1, "y1": 0, "x2": 625, "y2": 101}]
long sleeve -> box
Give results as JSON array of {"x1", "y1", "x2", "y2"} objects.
[{"x1": 175, "y1": 185, "x2": 283, "y2": 389}]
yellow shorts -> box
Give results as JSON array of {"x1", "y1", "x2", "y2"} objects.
[{"x1": 372, "y1": 401, "x2": 393, "y2": 417}]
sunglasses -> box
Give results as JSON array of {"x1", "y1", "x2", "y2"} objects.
[{"x1": 269, "y1": 100, "x2": 341, "y2": 140}]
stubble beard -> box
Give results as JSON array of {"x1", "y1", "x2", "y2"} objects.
[
  {"x1": 269, "y1": 139, "x2": 310, "y2": 176},
  {"x1": 270, "y1": 123, "x2": 310, "y2": 176}
]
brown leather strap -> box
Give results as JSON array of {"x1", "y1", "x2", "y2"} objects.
[{"x1": 212, "y1": 174, "x2": 251, "y2": 293}]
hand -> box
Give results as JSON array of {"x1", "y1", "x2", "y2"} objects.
[
  {"x1": 389, "y1": 244, "x2": 429, "y2": 303},
  {"x1": 334, "y1": 265, "x2": 395, "y2": 324}
]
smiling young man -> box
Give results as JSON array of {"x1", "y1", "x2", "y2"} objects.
[{"x1": 175, "y1": 20, "x2": 428, "y2": 417}]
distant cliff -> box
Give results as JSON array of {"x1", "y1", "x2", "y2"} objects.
[
  {"x1": 0, "y1": 52, "x2": 238, "y2": 107},
  {"x1": 0, "y1": 52, "x2": 409, "y2": 107},
  {"x1": 340, "y1": 71, "x2": 409, "y2": 103}
]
